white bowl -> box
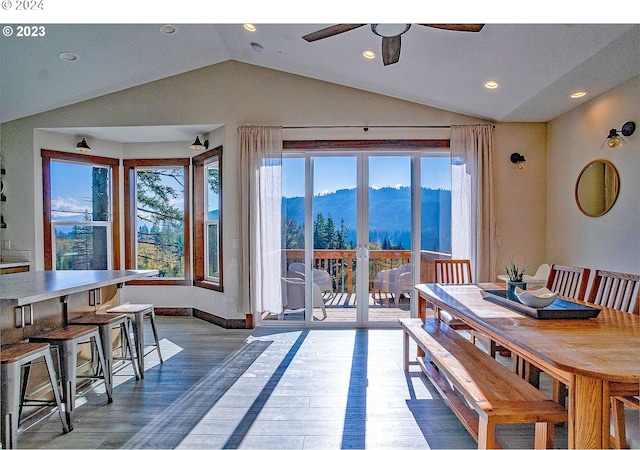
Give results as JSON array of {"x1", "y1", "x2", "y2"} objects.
[{"x1": 514, "y1": 287, "x2": 558, "y2": 308}]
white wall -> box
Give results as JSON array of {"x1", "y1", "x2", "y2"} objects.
[
  {"x1": 493, "y1": 123, "x2": 548, "y2": 276},
  {"x1": 546, "y1": 76, "x2": 640, "y2": 274}
]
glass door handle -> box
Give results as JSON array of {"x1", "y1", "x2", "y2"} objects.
[{"x1": 356, "y1": 246, "x2": 370, "y2": 259}]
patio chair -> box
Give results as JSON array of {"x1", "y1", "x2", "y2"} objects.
[
  {"x1": 288, "y1": 263, "x2": 334, "y2": 298},
  {"x1": 372, "y1": 264, "x2": 412, "y2": 305},
  {"x1": 280, "y1": 276, "x2": 327, "y2": 320},
  {"x1": 498, "y1": 263, "x2": 551, "y2": 287}
]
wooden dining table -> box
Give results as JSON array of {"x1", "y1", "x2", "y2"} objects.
[{"x1": 416, "y1": 283, "x2": 640, "y2": 449}]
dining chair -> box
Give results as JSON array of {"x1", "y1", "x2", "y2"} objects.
[
  {"x1": 546, "y1": 264, "x2": 591, "y2": 300},
  {"x1": 432, "y1": 259, "x2": 506, "y2": 357},
  {"x1": 534, "y1": 265, "x2": 591, "y2": 403},
  {"x1": 586, "y1": 269, "x2": 639, "y2": 314},
  {"x1": 586, "y1": 270, "x2": 640, "y2": 449},
  {"x1": 434, "y1": 259, "x2": 473, "y2": 284},
  {"x1": 432, "y1": 259, "x2": 473, "y2": 324}
]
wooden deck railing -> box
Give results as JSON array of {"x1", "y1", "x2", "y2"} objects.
[{"x1": 284, "y1": 249, "x2": 451, "y2": 294}]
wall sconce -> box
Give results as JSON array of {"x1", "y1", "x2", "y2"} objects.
[
  {"x1": 190, "y1": 136, "x2": 208, "y2": 151},
  {"x1": 510, "y1": 152, "x2": 526, "y2": 170},
  {"x1": 76, "y1": 138, "x2": 91, "y2": 153},
  {"x1": 604, "y1": 121, "x2": 636, "y2": 148}
]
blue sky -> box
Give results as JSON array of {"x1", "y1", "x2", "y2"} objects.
[
  {"x1": 282, "y1": 156, "x2": 451, "y2": 198},
  {"x1": 51, "y1": 156, "x2": 448, "y2": 219},
  {"x1": 50, "y1": 161, "x2": 96, "y2": 219},
  {"x1": 50, "y1": 162, "x2": 188, "y2": 222}
]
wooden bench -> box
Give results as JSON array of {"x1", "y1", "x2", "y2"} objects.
[{"x1": 400, "y1": 318, "x2": 567, "y2": 449}]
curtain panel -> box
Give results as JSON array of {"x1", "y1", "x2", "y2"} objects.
[
  {"x1": 238, "y1": 126, "x2": 284, "y2": 315},
  {"x1": 450, "y1": 124, "x2": 497, "y2": 282}
]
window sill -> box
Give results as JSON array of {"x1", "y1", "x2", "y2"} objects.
[
  {"x1": 126, "y1": 279, "x2": 191, "y2": 286},
  {"x1": 193, "y1": 279, "x2": 223, "y2": 292}
]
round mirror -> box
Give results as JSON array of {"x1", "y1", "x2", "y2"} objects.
[{"x1": 575, "y1": 159, "x2": 620, "y2": 217}]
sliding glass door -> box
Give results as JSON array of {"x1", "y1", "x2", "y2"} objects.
[
  {"x1": 265, "y1": 144, "x2": 451, "y2": 327},
  {"x1": 367, "y1": 155, "x2": 413, "y2": 324}
]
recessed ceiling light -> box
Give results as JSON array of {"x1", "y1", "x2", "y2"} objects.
[
  {"x1": 160, "y1": 24, "x2": 177, "y2": 35},
  {"x1": 570, "y1": 91, "x2": 589, "y2": 99},
  {"x1": 362, "y1": 49, "x2": 376, "y2": 59},
  {"x1": 250, "y1": 42, "x2": 263, "y2": 53},
  {"x1": 59, "y1": 52, "x2": 78, "y2": 62},
  {"x1": 244, "y1": 24, "x2": 257, "y2": 32},
  {"x1": 484, "y1": 80, "x2": 500, "y2": 89}
]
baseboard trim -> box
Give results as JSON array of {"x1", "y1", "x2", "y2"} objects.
[{"x1": 154, "y1": 307, "x2": 252, "y2": 329}]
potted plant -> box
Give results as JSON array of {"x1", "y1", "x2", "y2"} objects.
[{"x1": 504, "y1": 255, "x2": 529, "y2": 296}]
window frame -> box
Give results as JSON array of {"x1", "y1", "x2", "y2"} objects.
[
  {"x1": 192, "y1": 146, "x2": 223, "y2": 292},
  {"x1": 123, "y1": 158, "x2": 191, "y2": 285},
  {"x1": 42, "y1": 149, "x2": 120, "y2": 271}
]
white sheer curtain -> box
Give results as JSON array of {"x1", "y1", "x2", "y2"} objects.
[
  {"x1": 450, "y1": 124, "x2": 497, "y2": 282},
  {"x1": 238, "y1": 126, "x2": 284, "y2": 315}
]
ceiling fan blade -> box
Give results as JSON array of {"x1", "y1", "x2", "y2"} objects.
[
  {"x1": 419, "y1": 24, "x2": 485, "y2": 32},
  {"x1": 302, "y1": 24, "x2": 366, "y2": 42},
  {"x1": 381, "y1": 35, "x2": 401, "y2": 66}
]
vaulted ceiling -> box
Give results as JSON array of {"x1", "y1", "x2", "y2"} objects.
[{"x1": 2, "y1": 23, "x2": 638, "y2": 126}]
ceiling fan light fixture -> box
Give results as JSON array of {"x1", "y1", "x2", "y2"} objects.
[
  {"x1": 484, "y1": 80, "x2": 500, "y2": 89},
  {"x1": 362, "y1": 49, "x2": 376, "y2": 59},
  {"x1": 371, "y1": 24, "x2": 411, "y2": 38}
]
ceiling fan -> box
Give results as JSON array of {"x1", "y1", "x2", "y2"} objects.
[{"x1": 302, "y1": 24, "x2": 484, "y2": 66}]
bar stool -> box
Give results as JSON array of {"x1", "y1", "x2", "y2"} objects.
[
  {"x1": 29, "y1": 325, "x2": 111, "y2": 430},
  {"x1": 1, "y1": 342, "x2": 69, "y2": 449},
  {"x1": 71, "y1": 313, "x2": 141, "y2": 385},
  {"x1": 106, "y1": 304, "x2": 163, "y2": 377}
]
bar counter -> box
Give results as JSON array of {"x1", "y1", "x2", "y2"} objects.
[
  {"x1": 0, "y1": 270, "x2": 157, "y2": 344},
  {"x1": 0, "y1": 270, "x2": 157, "y2": 306}
]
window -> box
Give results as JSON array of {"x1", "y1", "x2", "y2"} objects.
[
  {"x1": 42, "y1": 149, "x2": 120, "y2": 270},
  {"x1": 124, "y1": 158, "x2": 190, "y2": 285},
  {"x1": 193, "y1": 146, "x2": 223, "y2": 291}
]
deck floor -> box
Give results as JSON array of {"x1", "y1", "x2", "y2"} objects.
[
  {"x1": 262, "y1": 292, "x2": 412, "y2": 323},
  {"x1": 15, "y1": 315, "x2": 638, "y2": 449}
]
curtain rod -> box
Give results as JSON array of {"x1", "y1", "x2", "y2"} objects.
[{"x1": 282, "y1": 125, "x2": 452, "y2": 130}]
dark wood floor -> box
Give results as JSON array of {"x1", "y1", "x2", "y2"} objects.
[{"x1": 15, "y1": 316, "x2": 578, "y2": 448}]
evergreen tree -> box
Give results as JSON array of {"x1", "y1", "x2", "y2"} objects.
[
  {"x1": 134, "y1": 168, "x2": 185, "y2": 277},
  {"x1": 283, "y1": 218, "x2": 304, "y2": 249},
  {"x1": 325, "y1": 214, "x2": 337, "y2": 249},
  {"x1": 314, "y1": 213, "x2": 327, "y2": 249},
  {"x1": 207, "y1": 166, "x2": 219, "y2": 194},
  {"x1": 71, "y1": 209, "x2": 92, "y2": 270},
  {"x1": 337, "y1": 218, "x2": 348, "y2": 249}
]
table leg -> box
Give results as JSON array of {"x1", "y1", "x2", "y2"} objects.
[
  {"x1": 569, "y1": 374, "x2": 609, "y2": 449},
  {"x1": 402, "y1": 329, "x2": 409, "y2": 371}
]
